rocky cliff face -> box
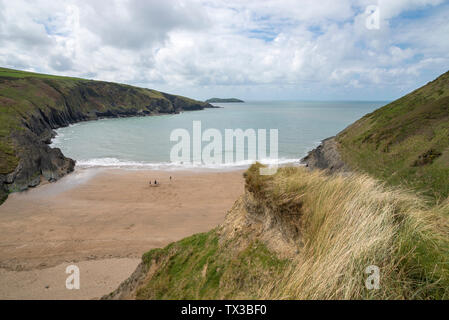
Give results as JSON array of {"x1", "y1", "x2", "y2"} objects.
[
  {"x1": 301, "y1": 137, "x2": 349, "y2": 172},
  {"x1": 0, "y1": 72, "x2": 214, "y2": 203}
]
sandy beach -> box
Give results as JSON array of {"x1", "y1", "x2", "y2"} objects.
[{"x1": 0, "y1": 168, "x2": 244, "y2": 299}]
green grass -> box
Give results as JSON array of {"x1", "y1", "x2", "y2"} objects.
[
  {"x1": 0, "y1": 67, "x2": 86, "y2": 81},
  {"x1": 337, "y1": 70, "x2": 449, "y2": 202},
  {"x1": 136, "y1": 229, "x2": 288, "y2": 300}
]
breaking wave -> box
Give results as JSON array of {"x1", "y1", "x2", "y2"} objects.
[{"x1": 76, "y1": 157, "x2": 301, "y2": 171}]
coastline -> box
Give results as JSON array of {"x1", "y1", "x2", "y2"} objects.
[
  {"x1": 0, "y1": 167, "x2": 245, "y2": 299},
  {"x1": 0, "y1": 70, "x2": 215, "y2": 204}
]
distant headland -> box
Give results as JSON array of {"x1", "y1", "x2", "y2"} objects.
[
  {"x1": 205, "y1": 98, "x2": 244, "y2": 103},
  {"x1": 0, "y1": 67, "x2": 215, "y2": 204}
]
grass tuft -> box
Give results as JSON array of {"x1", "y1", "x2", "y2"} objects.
[{"x1": 250, "y1": 165, "x2": 449, "y2": 299}]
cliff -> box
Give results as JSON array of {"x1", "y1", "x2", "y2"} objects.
[
  {"x1": 106, "y1": 163, "x2": 449, "y2": 299},
  {"x1": 303, "y1": 70, "x2": 449, "y2": 201},
  {"x1": 301, "y1": 137, "x2": 349, "y2": 173},
  {"x1": 0, "y1": 67, "x2": 214, "y2": 203}
]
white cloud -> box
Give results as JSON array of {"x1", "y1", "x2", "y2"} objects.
[
  {"x1": 0, "y1": 0, "x2": 447, "y2": 100},
  {"x1": 377, "y1": 0, "x2": 445, "y2": 19}
]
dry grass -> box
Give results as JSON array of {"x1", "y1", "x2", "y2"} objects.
[
  {"x1": 119, "y1": 164, "x2": 449, "y2": 300},
  {"x1": 244, "y1": 164, "x2": 449, "y2": 299}
]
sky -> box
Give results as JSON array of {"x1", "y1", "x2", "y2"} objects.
[{"x1": 0, "y1": 0, "x2": 448, "y2": 101}]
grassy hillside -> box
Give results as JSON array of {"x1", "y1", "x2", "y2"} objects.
[
  {"x1": 135, "y1": 230, "x2": 287, "y2": 299},
  {"x1": 336, "y1": 71, "x2": 449, "y2": 202},
  {"x1": 109, "y1": 164, "x2": 449, "y2": 300},
  {"x1": 0, "y1": 67, "x2": 86, "y2": 81},
  {"x1": 258, "y1": 166, "x2": 449, "y2": 299},
  {"x1": 0, "y1": 67, "x2": 212, "y2": 204},
  {"x1": 108, "y1": 72, "x2": 449, "y2": 300}
]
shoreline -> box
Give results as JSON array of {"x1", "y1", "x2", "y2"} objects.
[
  {"x1": 0, "y1": 168, "x2": 245, "y2": 299},
  {"x1": 65, "y1": 155, "x2": 304, "y2": 172},
  {"x1": 0, "y1": 70, "x2": 215, "y2": 205}
]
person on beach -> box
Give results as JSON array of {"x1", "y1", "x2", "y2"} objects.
[{"x1": 154, "y1": 180, "x2": 157, "y2": 185}]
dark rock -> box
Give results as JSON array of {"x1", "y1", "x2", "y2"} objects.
[
  {"x1": 412, "y1": 148, "x2": 442, "y2": 167},
  {"x1": 4, "y1": 130, "x2": 75, "y2": 192},
  {"x1": 301, "y1": 137, "x2": 349, "y2": 173}
]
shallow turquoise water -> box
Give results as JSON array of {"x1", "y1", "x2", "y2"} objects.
[{"x1": 51, "y1": 101, "x2": 387, "y2": 170}]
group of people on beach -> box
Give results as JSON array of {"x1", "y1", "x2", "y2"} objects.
[{"x1": 149, "y1": 176, "x2": 172, "y2": 187}]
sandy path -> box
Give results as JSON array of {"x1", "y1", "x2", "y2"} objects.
[{"x1": 0, "y1": 168, "x2": 244, "y2": 299}]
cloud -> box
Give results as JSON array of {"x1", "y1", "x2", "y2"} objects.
[
  {"x1": 49, "y1": 54, "x2": 73, "y2": 71},
  {"x1": 377, "y1": 0, "x2": 445, "y2": 19},
  {"x1": 0, "y1": 0, "x2": 447, "y2": 100},
  {"x1": 81, "y1": 0, "x2": 209, "y2": 50}
]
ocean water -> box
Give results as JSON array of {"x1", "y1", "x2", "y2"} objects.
[{"x1": 50, "y1": 101, "x2": 387, "y2": 170}]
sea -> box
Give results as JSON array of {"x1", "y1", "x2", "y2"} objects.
[{"x1": 50, "y1": 101, "x2": 387, "y2": 171}]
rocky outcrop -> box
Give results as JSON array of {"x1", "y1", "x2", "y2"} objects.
[
  {"x1": 301, "y1": 137, "x2": 349, "y2": 172},
  {"x1": 6, "y1": 130, "x2": 75, "y2": 192},
  {"x1": 0, "y1": 76, "x2": 215, "y2": 203}
]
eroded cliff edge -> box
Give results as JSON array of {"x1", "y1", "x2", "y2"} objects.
[{"x1": 0, "y1": 68, "x2": 214, "y2": 203}]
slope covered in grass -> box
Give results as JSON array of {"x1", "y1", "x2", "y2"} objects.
[
  {"x1": 135, "y1": 230, "x2": 288, "y2": 300},
  {"x1": 257, "y1": 165, "x2": 449, "y2": 299},
  {"x1": 110, "y1": 164, "x2": 449, "y2": 300},
  {"x1": 0, "y1": 67, "x2": 212, "y2": 203},
  {"x1": 336, "y1": 71, "x2": 449, "y2": 201}
]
